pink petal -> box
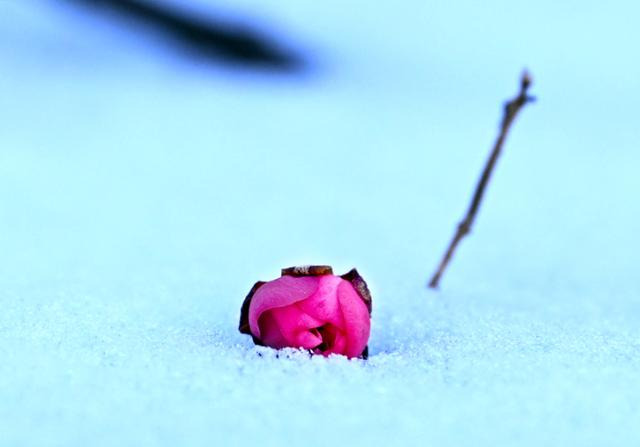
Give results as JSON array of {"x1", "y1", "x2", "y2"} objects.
[
  {"x1": 248, "y1": 275, "x2": 320, "y2": 338},
  {"x1": 337, "y1": 280, "x2": 371, "y2": 358},
  {"x1": 257, "y1": 311, "x2": 288, "y2": 348},
  {"x1": 266, "y1": 305, "x2": 323, "y2": 349},
  {"x1": 316, "y1": 328, "x2": 348, "y2": 356},
  {"x1": 296, "y1": 275, "x2": 345, "y2": 329},
  {"x1": 332, "y1": 332, "x2": 348, "y2": 354}
]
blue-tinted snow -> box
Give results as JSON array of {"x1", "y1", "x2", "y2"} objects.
[{"x1": 1, "y1": 1, "x2": 639, "y2": 446}]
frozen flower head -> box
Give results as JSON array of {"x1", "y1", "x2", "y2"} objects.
[{"x1": 239, "y1": 266, "x2": 372, "y2": 359}]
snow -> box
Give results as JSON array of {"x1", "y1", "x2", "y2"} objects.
[{"x1": 1, "y1": 1, "x2": 640, "y2": 446}]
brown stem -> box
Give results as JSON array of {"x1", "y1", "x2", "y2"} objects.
[{"x1": 428, "y1": 71, "x2": 534, "y2": 289}]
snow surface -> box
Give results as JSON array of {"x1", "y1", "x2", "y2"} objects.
[{"x1": 1, "y1": 1, "x2": 640, "y2": 446}]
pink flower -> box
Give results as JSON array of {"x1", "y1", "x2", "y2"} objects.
[{"x1": 239, "y1": 266, "x2": 372, "y2": 359}]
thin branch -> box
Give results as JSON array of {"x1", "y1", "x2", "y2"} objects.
[{"x1": 428, "y1": 71, "x2": 535, "y2": 289}]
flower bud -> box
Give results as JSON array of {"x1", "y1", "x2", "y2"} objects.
[{"x1": 239, "y1": 265, "x2": 372, "y2": 359}]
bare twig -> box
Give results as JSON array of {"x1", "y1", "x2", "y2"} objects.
[{"x1": 428, "y1": 71, "x2": 535, "y2": 289}]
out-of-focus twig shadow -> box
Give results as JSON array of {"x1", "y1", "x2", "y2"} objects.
[{"x1": 70, "y1": 0, "x2": 304, "y2": 71}]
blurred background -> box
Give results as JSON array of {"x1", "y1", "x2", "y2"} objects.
[{"x1": 1, "y1": 1, "x2": 639, "y2": 446}]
